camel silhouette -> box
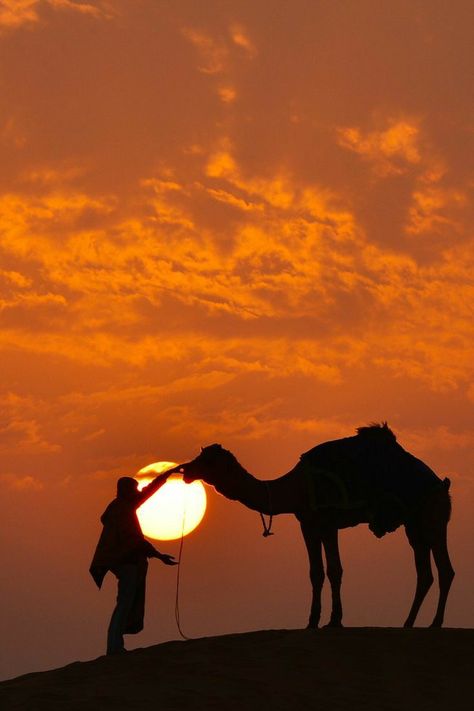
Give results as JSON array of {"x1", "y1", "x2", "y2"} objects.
[{"x1": 179, "y1": 423, "x2": 454, "y2": 628}]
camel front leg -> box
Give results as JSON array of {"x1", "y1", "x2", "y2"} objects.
[
  {"x1": 300, "y1": 520, "x2": 324, "y2": 629},
  {"x1": 322, "y1": 528, "x2": 343, "y2": 627}
]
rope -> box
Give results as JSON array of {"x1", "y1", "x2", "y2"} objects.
[
  {"x1": 259, "y1": 511, "x2": 274, "y2": 537},
  {"x1": 174, "y1": 494, "x2": 192, "y2": 640}
]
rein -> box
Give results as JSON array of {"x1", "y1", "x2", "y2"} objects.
[
  {"x1": 222, "y1": 455, "x2": 275, "y2": 538},
  {"x1": 259, "y1": 481, "x2": 274, "y2": 537},
  {"x1": 174, "y1": 487, "x2": 192, "y2": 641}
]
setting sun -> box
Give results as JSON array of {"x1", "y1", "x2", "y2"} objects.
[{"x1": 135, "y1": 461, "x2": 207, "y2": 540}]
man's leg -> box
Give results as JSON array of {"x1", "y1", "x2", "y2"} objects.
[
  {"x1": 107, "y1": 564, "x2": 138, "y2": 655},
  {"x1": 124, "y1": 559, "x2": 148, "y2": 634}
]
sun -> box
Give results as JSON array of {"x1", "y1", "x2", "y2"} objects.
[{"x1": 135, "y1": 461, "x2": 207, "y2": 541}]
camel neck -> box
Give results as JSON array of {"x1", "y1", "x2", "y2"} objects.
[{"x1": 213, "y1": 460, "x2": 301, "y2": 515}]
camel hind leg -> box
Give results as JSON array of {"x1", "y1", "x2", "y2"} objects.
[
  {"x1": 404, "y1": 479, "x2": 454, "y2": 628},
  {"x1": 426, "y1": 479, "x2": 455, "y2": 627},
  {"x1": 429, "y1": 529, "x2": 455, "y2": 627}
]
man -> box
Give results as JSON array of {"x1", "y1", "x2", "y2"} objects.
[{"x1": 90, "y1": 470, "x2": 179, "y2": 655}]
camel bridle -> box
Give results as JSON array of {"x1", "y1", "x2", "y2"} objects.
[{"x1": 259, "y1": 481, "x2": 274, "y2": 537}]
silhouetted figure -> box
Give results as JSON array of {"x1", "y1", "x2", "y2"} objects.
[
  {"x1": 90, "y1": 472, "x2": 179, "y2": 655},
  {"x1": 178, "y1": 423, "x2": 455, "y2": 629}
]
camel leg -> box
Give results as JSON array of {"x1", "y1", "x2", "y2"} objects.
[
  {"x1": 403, "y1": 539, "x2": 433, "y2": 628},
  {"x1": 430, "y1": 531, "x2": 455, "y2": 628},
  {"x1": 300, "y1": 520, "x2": 324, "y2": 629},
  {"x1": 322, "y1": 528, "x2": 343, "y2": 627}
]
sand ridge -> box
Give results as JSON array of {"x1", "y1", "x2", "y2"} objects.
[{"x1": 1, "y1": 628, "x2": 472, "y2": 710}]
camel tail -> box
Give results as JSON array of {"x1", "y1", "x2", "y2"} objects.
[{"x1": 441, "y1": 477, "x2": 452, "y2": 522}]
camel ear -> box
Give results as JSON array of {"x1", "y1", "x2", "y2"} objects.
[{"x1": 201, "y1": 443, "x2": 223, "y2": 453}]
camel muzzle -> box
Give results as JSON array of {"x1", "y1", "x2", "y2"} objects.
[
  {"x1": 170, "y1": 461, "x2": 194, "y2": 483},
  {"x1": 162, "y1": 463, "x2": 188, "y2": 478}
]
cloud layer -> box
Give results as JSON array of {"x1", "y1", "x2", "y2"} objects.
[{"x1": 0, "y1": 1, "x2": 473, "y2": 485}]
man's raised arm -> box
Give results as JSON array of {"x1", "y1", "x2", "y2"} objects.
[{"x1": 136, "y1": 464, "x2": 183, "y2": 505}]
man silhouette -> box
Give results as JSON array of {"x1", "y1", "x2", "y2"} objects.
[{"x1": 90, "y1": 470, "x2": 178, "y2": 655}]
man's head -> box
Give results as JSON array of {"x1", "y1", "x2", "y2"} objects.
[{"x1": 116, "y1": 476, "x2": 139, "y2": 500}]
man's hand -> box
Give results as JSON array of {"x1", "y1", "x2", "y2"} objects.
[
  {"x1": 159, "y1": 553, "x2": 178, "y2": 566},
  {"x1": 145, "y1": 543, "x2": 177, "y2": 564},
  {"x1": 158, "y1": 464, "x2": 183, "y2": 479}
]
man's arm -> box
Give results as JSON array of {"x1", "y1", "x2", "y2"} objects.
[
  {"x1": 142, "y1": 540, "x2": 178, "y2": 565},
  {"x1": 136, "y1": 464, "x2": 183, "y2": 505}
]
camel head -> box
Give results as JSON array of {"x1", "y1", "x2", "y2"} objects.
[{"x1": 180, "y1": 444, "x2": 234, "y2": 486}]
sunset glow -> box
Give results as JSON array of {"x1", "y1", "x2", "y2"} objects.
[
  {"x1": 136, "y1": 462, "x2": 207, "y2": 540},
  {"x1": 1, "y1": 0, "x2": 472, "y2": 681}
]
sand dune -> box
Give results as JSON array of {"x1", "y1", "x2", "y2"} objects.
[{"x1": 1, "y1": 628, "x2": 472, "y2": 710}]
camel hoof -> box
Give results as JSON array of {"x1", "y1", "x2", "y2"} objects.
[{"x1": 323, "y1": 621, "x2": 343, "y2": 629}]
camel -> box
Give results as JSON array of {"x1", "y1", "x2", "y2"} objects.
[{"x1": 177, "y1": 423, "x2": 454, "y2": 628}]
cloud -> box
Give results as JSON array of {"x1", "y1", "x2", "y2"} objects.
[
  {"x1": 0, "y1": 393, "x2": 62, "y2": 457},
  {"x1": 46, "y1": 0, "x2": 106, "y2": 18},
  {"x1": 399, "y1": 425, "x2": 474, "y2": 465},
  {"x1": 407, "y1": 185, "x2": 467, "y2": 236},
  {"x1": 217, "y1": 85, "x2": 237, "y2": 104},
  {"x1": 61, "y1": 371, "x2": 238, "y2": 409},
  {"x1": 0, "y1": 473, "x2": 44, "y2": 490},
  {"x1": 0, "y1": 1, "x2": 38, "y2": 29},
  {"x1": 0, "y1": 140, "x2": 472, "y2": 398},
  {"x1": 0, "y1": 270, "x2": 31, "y2": 288},
  {"x1": 22, "y1": 164, "x2": 86, "y2": 186},
  {"x1": 0, "y1": 0, "x2": 111, "y2": 32},
  {"x1": 181, "y1": 27, "x2": 228, "y2": 75},
  {"x1": 405, "y1": 164, "x2": 468, "y2": 236},
  {"x1": 0, "y1": 290, "x2": 66, "y2": 317},
  {"x1": 229, "y1": 23, "x2": 256, "y2": 58},
  {"x1": 0, "y1": 415, "x2": 61, "y2": 454},
  {"x1": 337, "y1": 119, "x2": 421, "y2": 176},
  {"x1": 182, "y1": 22, "x2": 256, "y2": 108}
]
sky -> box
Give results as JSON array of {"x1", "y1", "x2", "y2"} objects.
[{"x1": 1, "y1": 0, "x2": 473, "y2": 680}]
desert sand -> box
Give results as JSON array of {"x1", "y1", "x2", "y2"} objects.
[{"x1": 1, "y1": 628, "x2": 472, "y2": 710}]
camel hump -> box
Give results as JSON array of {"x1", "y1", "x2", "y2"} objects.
[{"x1": 443, "y1": 477, "x2": 451, "y2": 490}]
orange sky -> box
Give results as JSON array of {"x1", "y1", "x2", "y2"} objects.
[{"x1": 1, "y1": 0, "x2": 473, "y2": 680}]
